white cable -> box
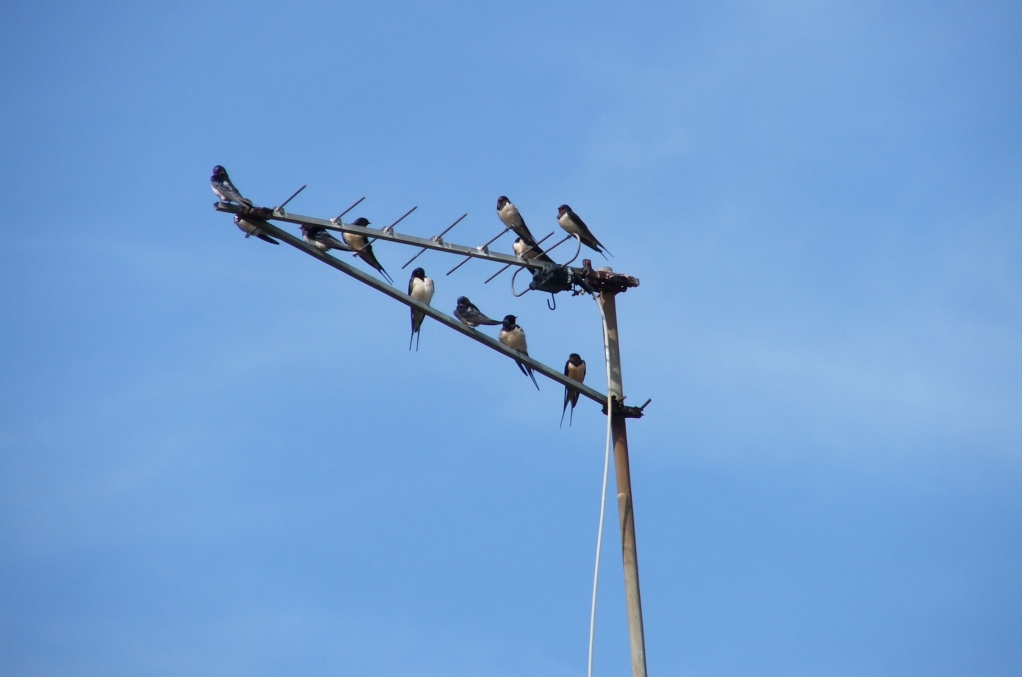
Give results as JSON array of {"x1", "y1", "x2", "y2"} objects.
[{"x1": 588, "y1": 293, "x2": 615, "y2": 677}]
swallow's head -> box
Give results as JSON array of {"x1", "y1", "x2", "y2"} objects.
[
  {"x1": 351, "y1": 217, "x2": 370, "y2": 227},
  {"x1": 568, "y1": 353, "x2": 583, "y2": 366},
  {"x1": 411, "y1": 267, "x2": 426, "y2": 281},
  {"x1": 456, "y1": 296, "x2": 470, "y2": 307},
  {"x1": 496, "y1": 196, "x2": 509, "y2": 210},
  {"x1": 501, "y1": 314, "x2": 517, "y2": 330},
  {"x1": 299, "y1": 224, "x2": 309, "y2": 235},
  {"x1": 212, "y1": 165, "x2": 227, "y2": 179},
  {"x1": 557, "y1": 204, "x2": 571, "y2": 218}
]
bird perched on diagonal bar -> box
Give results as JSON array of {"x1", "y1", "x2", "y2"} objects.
[
  {"x1": 300, "y1": 224, "x2": 352, "y2": 254},
  {"x1": 561, "y1": 353, "x2": 586, "y2": 427},
  {"x1": 408, "y1": 267, "x2": 434, "y2": 351},
  {"x1": 342, "y1": 217, "x2": 393, "y2": 284},
  {"x1": 454, "y1": 296, "x2": 502, "y2": 328},
  {"x1": 499, "y1": 315, "x2": 539, "y2": 390},
  {"x1": 234, "y1": 215, "x2": 278, "y2": 245},
  {"x1": 557, "y1": 204, "x2": 612, "y2": 258},
  {"x1": 210, "y1": 165, "x2": 253, "y2": 209}
]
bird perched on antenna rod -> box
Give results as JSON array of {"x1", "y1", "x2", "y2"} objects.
[
  {"x1": 342, "y1": 217, "x2": 393, "y2": 284},
  {"x1": 210, "y1": 165, "x2": 253, "y2": 210},
  {"x1": 496, "y1": 196, "x2": 539, "y2": 244},
  {"x1": 557, "y1": 204, "x2": 612, "y2": 258},
  {"x1": 408, "y1": 268, "x2": 434, "y2": 351},
  {"x1": 513, "y1": 236, "x2": 555, "y2": 266},
  {"x1": 499, "y1": 315, "x2": 540, "y2": 390}
]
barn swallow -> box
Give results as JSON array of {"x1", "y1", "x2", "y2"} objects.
[
  {"x1": 513, "y1": 236, "x2": 555, "y2": 265},
  {"x1": 408, "y1": 267, "x2": 434, "y2": 351},
  {"x1": 300, "y1": 224, "x2": 352, "y2": 253},
  {"x1": 557, "y1": 204, "x2": 612, "y2": 258},
  {"x1": 341, "y1": 217, "x2": 393, "y2": 284},
  {"x1": 561, "y1": 353, "x2": 587, "y2": 427},
  {"x1": 234, "y1": 215, "x2": 279, "y2": 245},
  {"x1": 496, "y1": 196, "x2": 539, "y2": 243},
  {"x1": 210, "y1": 165, "x2": 253, "y2": 209},
  {"x1": 454, "y1": 296, "x2": 502, "y2": 327},
  {"x1": 499, "y1": 315, "x2": 540, "y2": 390}
]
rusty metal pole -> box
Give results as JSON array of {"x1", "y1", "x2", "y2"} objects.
[{"x1": 599, "y1": 290, "x2": 647, "y2": 677}]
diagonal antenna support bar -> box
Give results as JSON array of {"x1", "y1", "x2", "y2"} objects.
[{"x1": 242, "y1": 217, "x2": 608, "y2": 406}]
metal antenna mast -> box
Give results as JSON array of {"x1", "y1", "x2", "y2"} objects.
[{"x1": 213, "y1": 190, "x2": 650, "y2": 677}]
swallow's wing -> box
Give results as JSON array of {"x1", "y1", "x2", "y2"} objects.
[{"x1": 467, "y1": 306, "x2": 502, "y2": 325}]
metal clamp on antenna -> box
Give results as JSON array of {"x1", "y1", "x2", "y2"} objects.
[
  {"x1": 601, "y1": 395, "x2": 652, "y2": 419},
  {"x1": 380, "y1": 205, "x2": 417, "y2": 236},
  {"x1": 529, "y1": 266, "x2": 573, "y2": 294}
]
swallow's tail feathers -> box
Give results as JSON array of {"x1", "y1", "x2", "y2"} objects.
[
  {"x1": 409, "y1": 310, "x2": 425, "y2": 351},
  {"x1": 561, "y1": 385, "x2": 573, "y2": 426},
  {"x1": 526, "y1": 365, "x2": 540, "y2": 391}
]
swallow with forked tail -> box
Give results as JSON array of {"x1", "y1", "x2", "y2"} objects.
[
  {"x1": 557, "y1": 204, "x2": 612, "y2": 258},
  {"x1": 497, "y1": 196, "x2": 539, "y2": 244},
  {"x1": 342, "y1": 217, "x2": 393, "y2": 284},
  {"x1": 561, "y1": 353, "x2": 586, "y2": 427},
  {"x1": 210, "y1": 165, "x2": 253, "y2": 209},
  {"x1": 408, "y1": 267, "x2": 434, "y2": 351},
  {"x1": 499, "y1": 315, "x2": 539, "y2": 390}
]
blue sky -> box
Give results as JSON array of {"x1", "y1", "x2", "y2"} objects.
[{"x1": 2, "y1": 1, "x2": 1021, "y2": 675}]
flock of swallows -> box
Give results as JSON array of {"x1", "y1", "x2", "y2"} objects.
[{"x1": 212, "y1": 165, "x2": 608, "y2": 425}]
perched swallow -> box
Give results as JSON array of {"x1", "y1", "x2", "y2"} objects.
[
  {"x1": 300, "y1": 224, "x2": 352, "y2": 253},
  {"x1": 234, "y1": 215, "x2": 279, "y2": 245},
  {"x1": 341, "y1": 217, "x2": 393, "y2": 284},
  {"x1": 561, "y1": 353, "x2": 587, "y2": 427},
  {"x1": 513, "y1": 236, "x2": 555, "y2": 265},
  {"x1": 408, "y1": 267, "x2": 434, "y2": 351},
  {"x1": 499, "y1": 315, "x2": 540, "y2": 390},
  {"x1": 496, "y1": 196, "x2": 539, "y2": 243},
  {"x1": 454, "y1": 296, "x2": 502, "y2": 327},
  {"x1": 557, "y1": 204, "x2": 612, "y2": 258},
  {"x1": 210, "y1": 165, "x2": 253, "y2": 209}
]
